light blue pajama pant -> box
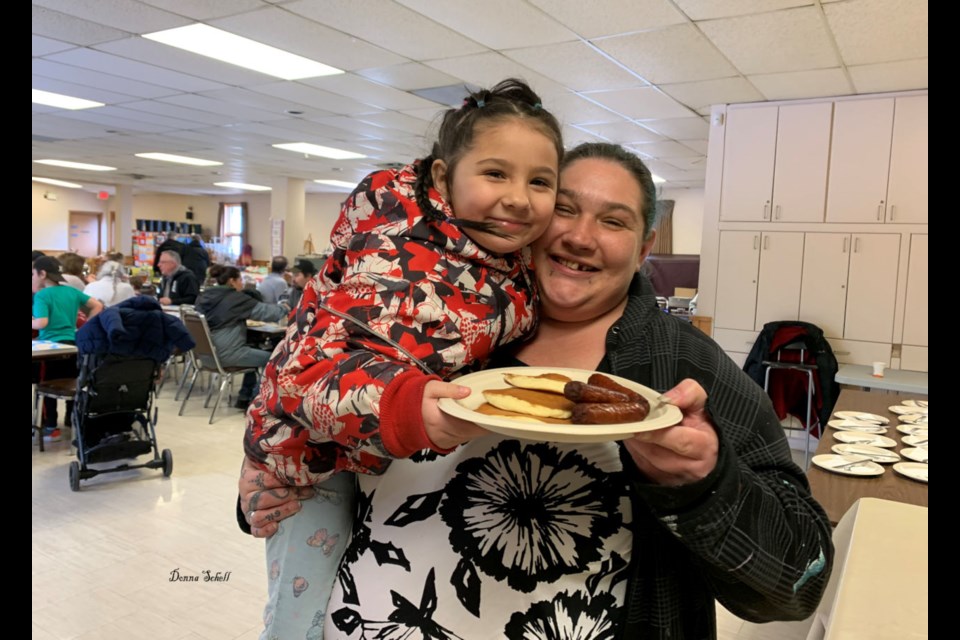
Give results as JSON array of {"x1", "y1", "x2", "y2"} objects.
[{"x1": 260, "y1": 471, "x2": 355, "y2": 640}]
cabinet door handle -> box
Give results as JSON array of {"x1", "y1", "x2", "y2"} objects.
[
  {"x1": 890, "y1": 205, "x2": 896, "y2": 221},
  {"x1": 775, "y1": 204, "x2": 782, "y2": 220},
  {"x1": 763, "y1": 202, "x2": 770, "y2": 220},
  {"x1": 753, "y1": 235, "x2": 759, "y2": 250},
  {"x1": 877, "y1": 202, "x2": 884, "y2": 220},
  {"x1": 763, "y1": 236, "x2": 769, "y2": 250},
  {"x1": 854, "y1": 237, "x2": 860, "y2": 253},
  {"x1": 842, "y1": 237, "x2": 848, "y2": 253}
]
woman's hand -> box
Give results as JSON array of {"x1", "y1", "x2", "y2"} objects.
[
  {"x1": 622, "y1": 378, "x2": 719, "y2": 486},
  {"x1": 239, "y1": 456, "x2": 314, "y2": 538},
  {"x1": 422, "y1": 380, "x2": 490, "y2": 450}
]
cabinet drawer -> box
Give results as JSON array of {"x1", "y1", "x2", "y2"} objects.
[
  {"x1": 899, "y1": 346, "x2": 928, "y2": 373},
  {"x1": 714, "y1": 328, "x2": 760, "y2": 354},
  {"x1": 826, "y1": 339, "x2": 892, "y2": 366}
]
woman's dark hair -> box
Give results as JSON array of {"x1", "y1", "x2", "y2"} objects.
[
  {"x1": 414, "y1": 78, "x2": 563, "y2": 237},
  {"x1": 209, "y1": 264, "x2": 241, "y2": 285},
  {"x1": 561, "y1": 142, "x2": 658, "y2": 240},
  {"x1": 58, "y1": 252, "x2": 86, "y2": 276}
]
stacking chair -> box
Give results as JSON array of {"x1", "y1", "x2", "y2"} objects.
[
  {"x1": 178, "y1": 308, "x2": 260, "y2": 424},
  {"x1": 33, "y1": 378, "x2": 77, "y2": 452}
]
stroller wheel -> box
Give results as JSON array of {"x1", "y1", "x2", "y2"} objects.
[
  {"x1": 69, "y1": 461, "x2": 81, "y2": 492},
  {"x1": 162, "y1": 449, "x2": 174, "y2": 477}
]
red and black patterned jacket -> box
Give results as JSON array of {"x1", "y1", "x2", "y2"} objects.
[{"x1": 244, "y1": 163, "x2": 539, "y2": 485}]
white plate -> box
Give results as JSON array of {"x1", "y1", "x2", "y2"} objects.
[
  {"x1": 832, "y1": 431, "x2": 898, "y2": 448},
  {"x1": 901, "y1": 434, "x2": 928, "y2": 448},
  {"x1": 893, "y1": 462, "x2": 928, "y2": 483},
  {"x1": 898, "y1": 413, "x2": 928, "y2": 425},
  {"x1": 827, "y1": 419, "x2": 888, "y2": 434},
  {"x1": 900, "y1": 448, "x2": 929, "y2": 463},
  {"x1": 831, "y1": 444, "x2": 901, "y2": 463},
  {"x1": 812, "y1": 454, "x2": 885, "y2": 477},
  {"x1": 900, "y1": 399, "x2": 924, "y2": 408},
  {"x1": 896, "y1": 424, "x2": 928, "y2": 437},
  {"x1": 833, "y1": 411, "x2": 889, "y2": 425},
  {"x1": 438, "y1": 367, "x2": 683, "y2": 443},
  {"x1": 889, "y1": 404, "x2": 927, "y2": 415},
  {"x1": 916, "y1": 400, "x2": 928, "y2": 408}
]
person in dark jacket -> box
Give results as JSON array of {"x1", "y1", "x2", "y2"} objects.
[
  {"x1": 194, "y1": 264, "x2": 288, "y2": 408},
  {"x1": 157, "y1": 250, "x2": 199, "y2": 305},
  {"x1": 154, "y1": 236, "x2": 209, "y2": 285},
  {"x1": 237, "y1": 143, "x2": 833, "y2": 639}
]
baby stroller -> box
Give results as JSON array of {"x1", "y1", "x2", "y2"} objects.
[
  {"x1": 69, "y1": 354, "x2": 171, "y2": 491},
  {"x1": 71, "y1": 296, "x2": 195, "y2": 491}
]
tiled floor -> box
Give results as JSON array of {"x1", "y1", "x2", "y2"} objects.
[{"x1": 32, "y1": 383, "x2": 814, "y2": 639}]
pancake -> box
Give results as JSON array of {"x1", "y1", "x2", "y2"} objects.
[
  {"x1": 482, "y1": 387, "x2": 575, "y2": 419},
  {"x1": 502, "y1": 372, "x2": 572, "y2": 395},
  {"x1": 474, "y1": 402, "x2": 572, "y2": 424}
]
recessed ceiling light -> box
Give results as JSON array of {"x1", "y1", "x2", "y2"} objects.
[
  {"x1": 35, "y1": 159, "x2": 116, "y2": 171},
  {"x1": 273, "y1": 142, "x2": 366, "y2": 160},
  {"x1": 213, "y1": 182, "x2": 271, "y2": 191},
  {"x1": 314, "y1": 179, "x2": 357, "y2": 189},
  {"x1": 33, "y1": 176, "x2": 83, "y2": 188},
  {"x1": 32, "y1": 89, "x2": 104, "y2": 110},
  {"x1": 143, "y1": 24, "x2": 344, "y2": 81},
  {"x1": 136, "y1": 152, "x2": 223, "y2": 166}
]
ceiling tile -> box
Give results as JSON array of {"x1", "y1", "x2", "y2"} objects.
[
  {"x1": 503, "y1": 41, "x2": 647, "y2": 92},
  {"x1": 33, "y1": 113, "x2": 113, "y2": 140},
  {"x1": 303, "y1": 75, "x2": 443, "y2": 111},
  {"x1": 639, "y1": 116, "x2": 710, "y2": 139},
  {"x1": 664, "y1": 180, "x2": 707, "y2": 190},
  {"x1": 542, "y1": 91, "x2": 621, "y2": 125},
  {"x1": 396, "y1": 0, "x2": 576, "y2": 49},
  {"x1": 355, "y1": 111, "x2": 433, "y2": 137},
  {"x1": 673, "y1": 0, "x2": 813, "y2": 20},
  {"x1": 355, "y1": 63, "x2": 463, "y2": 91},
  {"x1": 210, "y1": 6, "x2": 407, "y2": 72},
  {"x1": 399, "y1": 106, "x2": 450, "y2": 122},
  {"x1": 33, "y1": 59, "x2": 176, "y2": 99},
  {"x1": 285, "y1": 0, "x2": 487, "y2": 61},
  {"x1": 630, "y1": 140, "x2": 703, "y2": 159},
  {"x1": 583, "y1": 87, "x2": 699, "y2": 120},
  {"x1": 848, "y1": 59, "x2": 928, "y2": 94},
  {"x1": 698, "y1": 6, "x2": 839, "y2": 74},
  {"x1": 31, "y1": 76, "x2": 143, "y2": 106},
  {"x1": 136, "y1": 0, "x2": 265, "y2": 20},
  {"x1": 33, "y1": 0, "x2": 187, "y2": 33},
  {"x1": 662, "y1": 157, "x2": 708, "y2": 173},
  {"x1": 677, "y1": 139, "x2": 708, "y2": 154},
  {"x1": 573, "y1": 121, "x2": 664, "y2": 144},
  {"x1": 247, "y1": 83, "x2": 384, "y2": 116},
  {"x1": 658, "y1": 77, "x2": 764, "y2": 112},
  {"x1": 32, "y1": 5, "x2": 130, "y2": 45},
  {"x1": 594, "y1": 24, "x2": 739, "y2": 84},
  {"x1": 55, "y1": 109, "x2": 180, "y2": 134},
  {"x1": 158, "y1": 94, "x2": 290, "y2": 122},
  {"x1": 32, "y1": 34, "x2": 75, "y2": 56},
  {"x1": 423, "y1": 52, "x2": 566, "y2": 97},
  {"x1": 197, "y1": 87, "x2": 329, "y2": 117},
  {"x1": 561, "y1": 125, "x2": 607, "y2": 148},
  {"x1": 528, "y1": 0, "x2": 688, "y2": 38},
  {"x1": 749, "y1": 67, "x2": 854, "y2": 100},
  {"x1": 118, "y1": 99, "x2": 241, "y2": 126},
  {"x1": 823, "y1": 0, "x2": 928, "y2": 65}
]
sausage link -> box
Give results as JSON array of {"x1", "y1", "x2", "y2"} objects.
[
  {"x1": 563, "y1": 381, "x2": 630, "y2": 403},
  {"x1": 587, "y1": 373, "x2": 643, "y2": 403},
  {"x1": 572, "y1": 400, "x2": 650, "y2": 424}
]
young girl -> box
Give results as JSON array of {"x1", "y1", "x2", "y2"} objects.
[{"x1": 243, "y1": 78, "x2": 563, "y2": 639}]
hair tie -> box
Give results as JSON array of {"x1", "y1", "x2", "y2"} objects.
[
  {"x1": 532, "y1": 102, "x2": 542, "y2": 110},
  {"x1": 476, "y1": 99, "x2": 485, "y2": 108}
]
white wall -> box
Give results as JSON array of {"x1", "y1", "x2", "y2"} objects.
[
  {"x1": 303, "y1": 192, "x2": 350, "y2": 254},
  {"x1": 660, "y1": 188, "x2": 705, "y2": 255},
  {"x1": 32, "y1": 184, "x2": 109, "y2": 251}
]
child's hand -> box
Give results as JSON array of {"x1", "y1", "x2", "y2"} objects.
[{"x1": 422, "y1": 380, "x2": 490, "y2": 450}]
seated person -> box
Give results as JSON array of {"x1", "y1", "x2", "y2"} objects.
[
  {"x1": 256, "y1": 256, "x2": 290, "y2": 304},
  {"x1": 281, "y1": 258, "x2": 317, "y2": 312},
  {"x1": 57, "y1": 252, "x2": 88, "y2": 291},
  {"x1": 83, "y1": 260, "x2": 136, "y2": 307},
  {"x1": 157, "y1": 250, "x2": 199, "y2": 305},
  {"x1": 194, "y1": 265, "x2": 288, "y2": 410}
]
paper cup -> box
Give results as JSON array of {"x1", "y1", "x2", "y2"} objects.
[{"x1": 872, "y1": 361, "x2": 886, "y2": 377}]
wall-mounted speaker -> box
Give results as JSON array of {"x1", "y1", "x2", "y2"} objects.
[{"x1": 185, "y1": 210, "x2": 194, "y2": 220}]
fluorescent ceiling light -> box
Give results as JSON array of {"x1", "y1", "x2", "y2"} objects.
[
  {"x1": 273, "y1": 142, "x2": 366, "y2": 160},
  {"x1": 143, "y1": 24, "x2": 344, "y2": 81},
  {"x1": 214, "y1": 182, "x2": 271, "y2": 191},
  {"x1": 135, "y1": 152, "x2": 223, "y2": 166},
  {"x1": 33, "y1": 176, "x2": 83, "y2": 189},
  {"x1": 32, "y1": 89, "x2": 104, "y2": 110},
  {"x1": 651, "y1": 174, "x2": 666, "y2": 184},
  {"x1": 35, "y1": 159, "x2": 116, "y2": 171},
  {"x1": 314, "y1": 179, "x2": 358, "y2": 189}
]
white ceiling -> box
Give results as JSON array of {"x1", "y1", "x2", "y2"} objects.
[{"x1": 32, "y1": 0, "x2": 928, "y2": 196}]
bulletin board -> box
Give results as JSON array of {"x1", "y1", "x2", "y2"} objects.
[{"x1": 271, "y1": 220, "x2": 284, "y2": 257}]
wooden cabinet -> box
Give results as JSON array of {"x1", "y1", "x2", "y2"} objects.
[
  {"x1": 799, "y1": 233, "x2": 900, "y2": 343},
  {"x1": 886, "y1": 96, "x2": 928, "y2": 224},
  {"x1": 714, "y1": 231, "x2": 803, "y2": 331},
  {"x1": 825, "y1": 99, "x2": 895, "y2": 223},
  {"x1": 901, "y1": 234, "x2": 928, "y2": 346},
  {"x1": 720, "y1": 103, "x2": 831, "y2": 222}
]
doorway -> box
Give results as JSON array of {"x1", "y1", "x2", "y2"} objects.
[{"x1": 68, "y1": 211, "x2": 102, "y2": 256}]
